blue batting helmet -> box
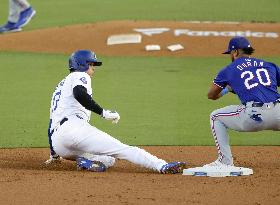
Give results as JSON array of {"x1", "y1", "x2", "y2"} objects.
[{"x1": 69, "y1": 50, "x2": 102, "y2": 72}]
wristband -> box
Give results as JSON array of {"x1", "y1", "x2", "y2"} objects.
[{"x1": 220, "y1": 87, "x2": 229, "y2": 96}]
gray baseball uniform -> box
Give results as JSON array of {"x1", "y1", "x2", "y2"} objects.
[{"x1": 208, "y1": 36, "x2": 280, "y2": 165}]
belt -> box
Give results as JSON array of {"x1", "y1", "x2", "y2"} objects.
[
  {"x1": 251, "y1": 102, "x2": 264, "y2": 107},
  {"x1": 245, "y1": 99, "x2": 280, "y2": 107},
  {"x1": 50, "y1": 117, "x2": 68, "y2": 137}
]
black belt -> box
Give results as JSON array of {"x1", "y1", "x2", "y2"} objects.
[
  {"x1": 50, "y1": 117, "x2": 68, "y2": 137},
  {"x1": 245, "y1": 99, "x2": 280, "y2": 107},
  {"x1": 251, "y1": 102, "x2": 264, "y2": 107}
]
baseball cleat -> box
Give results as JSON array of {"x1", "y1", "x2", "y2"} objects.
[
  {"x1": 44, "y1": 154, "x2": 62, "y2": 165},
  {"x1": 203, "y1": 159, "x2": 233, "y2": 167},
  {"x1": 160, "y1": 162, "x2": 186, "y2": 174},
  {"x1": 15, "y1": 7, "x2": 36, "y2": 28},
  {"x1": 0, "y1": 22, "x2": 21, "y2": 33},
  {"x1": 76, "y1": 157, "x2": 106, "y2": 172}
]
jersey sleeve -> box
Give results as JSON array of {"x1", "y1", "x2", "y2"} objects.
[
  {"x1": 72, "y1": 72, "x2": 92, "y2": 93},
  {"x1": 213, "y1": 67, "x2": 228, "y2": 89},
  {"x1": 73, "y1": 85, "x2": 103, "y2": 115},
  {"x1": 275, "y1": 64, "x2": 280, "y2": 87}
]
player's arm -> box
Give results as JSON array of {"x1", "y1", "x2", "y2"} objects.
[
  {"x1": 276, "y1": 64, "x2": 280, "y2": 87},
  {"x1": 208, "y1": 83, "x2": 223, "y2": 100},
  {"x1": 73, "y1": 85, "x2": 103, "y2": 115},
  {"x1": 208, "y1": 84, "x2": 233, "y2": 100},
  {"x1": 73, "y1": 85, "x2": 120, "y2": 123},
  {"x1": 209, "y1": 66, "x2": 234, "y2": 100}
]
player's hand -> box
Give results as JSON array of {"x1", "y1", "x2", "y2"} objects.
[
  {"x1": 44, "y1": 154, "x2": 62, "y2": 165},
  {"x1": 102, "y1": 109, "x2": 120, "y2": 124}
]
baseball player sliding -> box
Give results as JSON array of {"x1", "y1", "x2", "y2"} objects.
[
  {"x1": 45, "y1": 50, "x2": 186, "y2": 174},
  {"x1": 206, "y1": 36, "x2": 280, "y2": 167}
]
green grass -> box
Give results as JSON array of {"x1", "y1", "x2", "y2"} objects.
[
  {"x1": 0, "y1": 52, "x2": 279, "y2": 147},
  {"x1": 0, "y1": 0, "x2": 279, "y2": 30},
  {"x1": 0, "y1": 0, "x2": 279, "y2": 147}
]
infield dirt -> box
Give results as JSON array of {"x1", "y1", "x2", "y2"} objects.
[
  {"x1": 0, "y1": 146, "x2": 279, "y2": 205},
  {"x1": 0, "y1": 20, "x2": 279, "y2": 56},
  {"x1": 0, "y1": 21, "x2": 279, "y2": 205}
]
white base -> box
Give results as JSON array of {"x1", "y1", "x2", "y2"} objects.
[
  {"x1": 183, "y1": 166, "x2": 253, "y2": 177},
  {"x1": 107, "y1": 34, "x2": 142, "y2": 45},
  {"x1": 167, "y1": 44, "x2": 184, "y2": 51},
  {"x1": 145, "y1": 45, "x2": 161, "y2": 51}
]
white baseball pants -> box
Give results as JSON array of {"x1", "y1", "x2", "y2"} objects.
[{"x1": 51, "y1": 115, "x2": 167, "y2": 172}]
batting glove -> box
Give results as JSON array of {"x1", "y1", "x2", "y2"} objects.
[{"x1": 102, "y1": 109, "x2": 120, "y2": 124}]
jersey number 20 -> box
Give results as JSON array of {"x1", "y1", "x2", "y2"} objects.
[{"x1": 241, "y1": 68, "x2": 271, "y2": 90}]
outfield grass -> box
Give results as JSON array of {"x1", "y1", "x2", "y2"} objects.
[
  {"x1": 0, "y1": 0, "x2": 279, "y2": 30},
  {"x1": 0, "y1": 52, "x2": 279, "y2": 147},
  {"x1": 0, "y1": 1, "x2": 279, "y2": 147}
]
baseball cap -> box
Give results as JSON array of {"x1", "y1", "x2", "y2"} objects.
[{"x1": 223, "y1": 36, "x2": 252, "y2": 54}]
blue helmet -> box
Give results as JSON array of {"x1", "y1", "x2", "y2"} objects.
[{"x1": 69, "y1": 50, "x2": 102, "y2": 72}]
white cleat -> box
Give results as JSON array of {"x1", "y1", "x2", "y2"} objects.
[{"x1": 203, "y1": 159, "x2": 233, "y2": 167}]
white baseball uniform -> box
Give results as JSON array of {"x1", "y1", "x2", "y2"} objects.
[{"x1": 49, "y1": 71, "x2": 167, "y2": 172}]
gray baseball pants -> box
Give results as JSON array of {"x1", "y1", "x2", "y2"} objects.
[
  {"x1": 8, "y1": 0, "x2": 30, "y2": 23},
  {"x1": 210, "y1": 101, "x2": 280, "y2": 165}
]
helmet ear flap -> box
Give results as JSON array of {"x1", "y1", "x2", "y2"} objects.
[
  {"x1": 69, "y1": 56, "x2": 79, "y2": 71},
  {"x1": 74, "y1": 57, "x2": 86, "y2": 71},
  {"x1": 78, "y1": 58, "x2": 89, "y2": 71}
]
